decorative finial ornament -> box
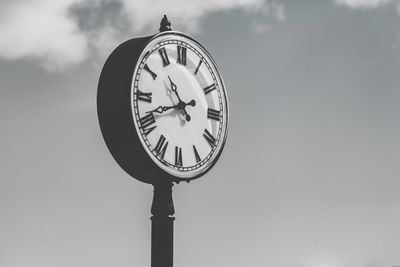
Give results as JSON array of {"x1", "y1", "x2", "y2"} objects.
[{"x1": 159, "y1": 14, "x2": 172, "y2": 32}]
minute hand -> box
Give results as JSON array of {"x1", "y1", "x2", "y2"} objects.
[{"x1": 146, "y1": 105, "x2": 178, "y2": 114}]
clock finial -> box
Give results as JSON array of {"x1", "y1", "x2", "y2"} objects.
[{"x1": 159, "y1": 14, "x2": 172, "y2": 32}]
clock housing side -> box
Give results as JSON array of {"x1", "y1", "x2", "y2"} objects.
[{"x1": 97, "y1": 35, "x2": 179, "y2": 184}]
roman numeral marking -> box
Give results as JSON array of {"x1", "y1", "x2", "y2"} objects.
[
  {"x1": 177, "y1": 45, "x2": 187, "y2": 65},
  {"x1": 158, "y1": 47, "x2": 170, "y2": 67},
  {"x1": 207, "y1": 108, "x2": 221, "y2": 121},
  {"x1": 136, "y1": 89, "x2": 152, "y2": 103},
  {"x1": 154, "y1": 135, "x2": 168, "y2": 159},
  {"x1": 203, "y1": 83, "x2": 216, "y2": 95},
  {"x1": 139, "y1": 113, "x2": 156, "y2": 136},
  {"x1": 143, "y1": 63, "x2": 157, "y2": 80},
  {"x1": 194, "y1": 60, "x2": 202, "y2": 75},
  {"x1": 203, "y1": 129, "x2": 216, "y2": 148},
  {"x1": 193, "y1": 145, "x2": 201, "y2": 163},
  {"x1": 175, "y1": 146, "x2": 183, "y2": 167}
]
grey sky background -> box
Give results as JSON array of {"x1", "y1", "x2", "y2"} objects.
[{"x1": 1, "y1": 1, "x2": 400, "y2": 267}]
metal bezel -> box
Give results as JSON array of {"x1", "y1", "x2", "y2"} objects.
[{"x1": 130, "y1": 31, "x2": 229, "y2": 181}]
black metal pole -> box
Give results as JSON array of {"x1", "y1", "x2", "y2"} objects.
[{"x1": 151, "y1": 182, "x2": 174, "y2": 267}]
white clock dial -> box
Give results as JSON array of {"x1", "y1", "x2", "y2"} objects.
[{"x1": 131, "y1": 32, "x2": 228, "y2": 179}]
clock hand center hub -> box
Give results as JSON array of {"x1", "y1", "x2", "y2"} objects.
[
  {"x1": 166, "y1": 77, "x2": 197, "y2": 122},
  {"x1": 177, "y1": 101, "x2": 186, "y2": 110}
]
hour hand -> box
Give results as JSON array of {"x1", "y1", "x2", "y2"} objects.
[
  {"x1": 168, "y1": 75, "x2": 182, "y2": 102},
  {"x1": 168, "y1": 75, "x2": 177, "y2": 92}
]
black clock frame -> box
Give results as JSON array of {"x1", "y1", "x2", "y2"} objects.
[{"x1": 97, "y1": 31, "x2": 228, "y2": 185}]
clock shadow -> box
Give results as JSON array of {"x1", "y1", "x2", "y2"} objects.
[{"x1": 154, "y1": 109, "x2": 187, "y2": 127}]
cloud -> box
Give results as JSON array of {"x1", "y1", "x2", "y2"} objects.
[
  {"x1": 0, "y1": 0, "x2": 284, "y2": 71},
  {"x1": 335, "y1": 0, "x2": 396, "y2": 8},
  {"x1": 0, "y1": 0, "x2": 89, "y2": 71}
]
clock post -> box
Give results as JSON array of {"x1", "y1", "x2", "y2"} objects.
[
  {"x1": 151, "y1": 181, "x2": 174, "y2": 267},
  {"x1": 150, "y1": 15, "x2": 175, "y2": 267},
  {"x1": 97, "y1": 14, "x2": 228, "y2": 267}
]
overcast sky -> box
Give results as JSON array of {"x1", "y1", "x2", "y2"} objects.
[{"x1": 1, "y1": 1, "x2": 400, "y2": 267}]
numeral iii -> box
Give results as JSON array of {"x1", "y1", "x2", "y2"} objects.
[{"x1": 207, "y1": 108, "x2": 221, "y2": 121}]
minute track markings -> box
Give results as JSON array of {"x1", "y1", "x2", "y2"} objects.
[{"x1": 132, "y1": 38, "x2": 226, "y2": 175}]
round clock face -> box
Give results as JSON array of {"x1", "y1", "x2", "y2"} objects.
[{"x1": 131, "y1": 31, "x2": 228, "y2": 180}]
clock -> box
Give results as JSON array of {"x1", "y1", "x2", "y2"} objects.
[{"x1": 97, "y1": 25, "x2": 228, "y2": 184}]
